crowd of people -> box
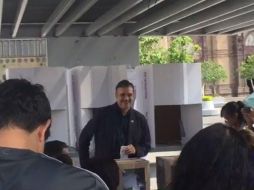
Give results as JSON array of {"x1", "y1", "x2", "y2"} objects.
[
  {"x1": 1, "y1": 78, "x2": 254, "y2": 190},
  {"x1": 0, "y1": 79, "x2": 150, "y2": 190}
]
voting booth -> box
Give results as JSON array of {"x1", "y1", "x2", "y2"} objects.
[
  {"x1": 116, "y1": 159, "x2": 150, "y2": 190},
  {"x1": 6, "y1": 63, "x2": 202, "y2": 149},
  {"x1": 128, "y1": 63, "x2": 203, "y2": 147}
]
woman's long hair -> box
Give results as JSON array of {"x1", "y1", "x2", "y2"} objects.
[{"x1": 171, "y1": 123, "x2": 254, "y2": 190}]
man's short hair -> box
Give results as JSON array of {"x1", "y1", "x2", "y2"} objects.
[
  {"x1": 115, "y1": 80, "x2": 134, "y2": 91},
  {"x1": 0, "y1": 79, "x2": 51, "y2": 133}
]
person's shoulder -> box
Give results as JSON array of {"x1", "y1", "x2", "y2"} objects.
[
  {"x1": 131, "y1": 109, "x2": 149, "y2": 126},
  {"x1": 36, "y1": 154, "x2": 108, "y2": 190},
  {"x1": 32, "y1": 153, "x2": 65, "y2": 169},
  {"x1": 55, "y1": 165, "x2": 108, "y2": 190},
  {"x1": 132, "y1": 109, "x2": 146, "y2": 119},
  {"x1": 94, "y1": 104, "x2": 114, "y2": 116},
  {"x1": 102, "y1": 104, "x2": 115, "y2": 111}
]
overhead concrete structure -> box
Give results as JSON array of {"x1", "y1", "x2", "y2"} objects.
[{"x1": 1, "y1": 0, "x2": 254, "y2": 38}]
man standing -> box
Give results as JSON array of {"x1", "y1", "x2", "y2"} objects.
[
  {"x1": 0, "y1": 79, "x2": 108, "y2": 190},
  {"x1": 79, "y1": 80, "x2": 151, "y2": 167}
]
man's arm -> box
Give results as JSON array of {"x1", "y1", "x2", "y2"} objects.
[
  {"x1": 129, "y1": 115, "x2": 151, "y2": 158},
  {"x1": 79, "y1": 119, "x2": 96, "y2": 168}
]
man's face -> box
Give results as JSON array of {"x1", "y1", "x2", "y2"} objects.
[{"x1": 115, "y1": 86, "x2": 134, "y2": 113}]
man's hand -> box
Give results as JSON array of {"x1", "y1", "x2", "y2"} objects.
[{"x1": 124, "y1": 144, "x2": 136, "y2": 155}]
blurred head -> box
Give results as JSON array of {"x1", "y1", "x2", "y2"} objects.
[
  {"x1": 115, "y1": 80, "x2": 135, "y2": 114},
  {"x1": 44, "y1": 140, "x2": 68, "y2": 157},
  {"x1": 0, "y1": 79, "x2": 51, "y2": 153},
  {"x1": 44, "y1": 140, "x2": 73, "y2": 165},
  {"x1": 55, "y1": 153, "x2": 73, "y2": 166},
  {"x1": 171, "y1": 123, "x2": 254, "y2": 190},
  {"x1": 221, "y1": 101, "x2": 245, "y2": 129}
]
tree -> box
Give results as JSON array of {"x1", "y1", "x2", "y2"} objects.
[
  {"x1": 239, "y1": 55, "x2": 254, "y2": 79},
  {"x1": 239, "y1": 55, "x2": 254, "y2": 93},
  {"x1": 139, "y1": 36, "x2": 201, "y2": 65},
  {"x1": 168, "y1": 36, "x2": 201, "y2": 63},
  {"x1": 139, "y1": 36, "x2": 168, "y2": 65},
  {"x1": 201, "y1": 60, "x2": 227, "y2": 96}
]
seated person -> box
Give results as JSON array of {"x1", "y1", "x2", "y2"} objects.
[
  {"x1": 220, "y1": 101, "x2": 245, "y2": 130},
  {"x1": 170, "y1": 123, "x2": 254, "y2": 190},
  {"x1": 0, "y1": 79, "x2": 108, "y2": 190},
  {"x1": 44, "y1": 140, "x2": 73, "y2": 165}
]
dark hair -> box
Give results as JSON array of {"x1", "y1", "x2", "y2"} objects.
[
  {"x1": 44, "y1": 140, "x2": 73, "y2": 165},
  {"x1": 56, "y1": 154, "x2": 73, "y2": 166},
  {"x1": 171, "y1": 123, "x2": 254, "y2": 190},
  {"x1": 221, "y1": 101, "x2": 245, "y2": 124},
  {"x1": 0, "y1": 79, "x2": 51, "y2": 134},
  {"x1": 115, "y1": 80, "x2": 134, "y2": 91},
  {"x1": 44, "y1": 140, "x2": 67, "y2": 157}
]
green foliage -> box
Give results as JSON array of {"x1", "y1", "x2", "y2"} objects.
[
  {"x1": 139, "y1": 36, "x2": 201, "y2": 65},
  {"x1": 239, "y1": 55, "x2": 254, "y2": 79},
  {"x1": 202, "y1": 96, "x2": 213, "y2": 101},
  {"x1": 168, "y1": 36, "x2": 201, "y2": 63},
  {"x1": 201, "y1": 60, "x2": 227, "y2": 85},
  {"x1": 139, "y1": 36, "x2": 168, "y2": 64}
]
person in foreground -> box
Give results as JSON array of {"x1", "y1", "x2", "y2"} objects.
[
  {"x1": 0, "y1": 79, "x2": 108, "y2": 190},
  {"x1": 170, "y1": 123, "x2": 254, "y2": 190}
]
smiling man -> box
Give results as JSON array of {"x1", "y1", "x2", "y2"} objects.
[{"x1": 79, "y1": 80, "x2": 151, "y2": 167}]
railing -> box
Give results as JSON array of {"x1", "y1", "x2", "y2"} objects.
[
  {"x1": 0, "y1": 38, "x2": 47, "y2": 58},
  {"x1": 0, "y1": 38, "x2": 48, "y2": 82}
]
